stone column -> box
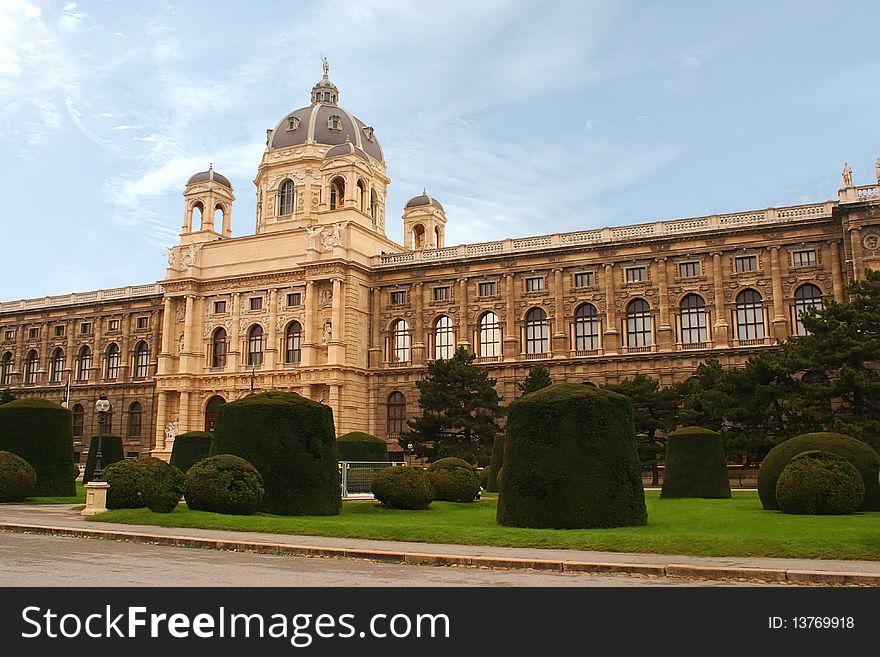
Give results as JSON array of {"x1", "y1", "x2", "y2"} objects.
[
  {"x1": 328, "y1": 278, "x2": 346, "y2": 363},
  {"x1": 769, "y1": 246, "x2": 788, "y2": 340},
  {"x1": 228, "y1": 292, "x2": 241, "y2": 371},
  {"x1": 266, "y1": 288, "x2": 278, "y2": 369},
  {"x1": 159, "y1": 296, "x2": 174, "y2": 374},
  {"x1": 178, "y1": 390, "x2": 190, "y2": 434},
  {"x1": 40, "y1": 320, "x2": 49, "y2": 382},
  {"x1": 329, "y1": 384, "x2": 341, "y2": 435},
  {"x1": 503, "y1": 274, "x2": 518, "y2": 360},
  {"x1": 66, "y1": 319, "x2": 75, "y2": 379},
  {"x1": 412, "y1": 282, "x2": 425, "y2": 365},
  {"x1": 14, "y1": 319, "x2": 24, "y2": 382},
  {"x1": 828, "y1": 240, "x2": 845, "y2": 302},
  {"x1": 551, "y1": 268, "x2": 566, "y2": 356},
  {"x1": 181, "y1": 295, "x2": 196, "y2": 373},
  {"x1": 457, "y1": 278, "x2": 469, "y2": 348},
  {"x1": 155, "y1": 390, "x2": 168, "y2": 452},
  {"x1": 119, "y1": 314, "x2": 130, "y2": 381},
  {"x1": 656, "y1": 258, "x2": 673, "y2": 350},
  {"x1": 93, "y1": 315, "x2": 103, "y2": 380},
  {"x1": 369, "y1": 286, "x2": 382, "y2": 368},
  {"x1": 302, "y1": 281, "x2": 318, "y2": 366},
  {"x1": 850, "y1": 227, "x2": 864, "y2": 281},
  {"x1": 603, "y1": 263, "x2": 619, "y2": 354},
  {"x1": 711, "y1": 253, "x2": 729, "y2": 347},
  {"x1": 151, "y1": 308, "x2": 161, "y2": 376}
]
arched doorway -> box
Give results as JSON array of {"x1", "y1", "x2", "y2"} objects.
[{"x1": 204, "y1": 395, "x2": 226, "y2": 432}]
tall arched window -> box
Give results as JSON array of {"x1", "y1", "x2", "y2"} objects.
[
  {"x1": 211, "y1": 328, "x2": 227, "y2": 368},
  {"x1": 128, "y1": 401, "x2": 142, "y2": 438},
  {"x1": 435, "y1": 226, "x2": 442, "y2": 248},
  {"x1": 574, "y1": 303, "x2": 601, "y2": 351},
  {"x1": 1, "y1": 351, "x2": 13, "y2": 385},
  {"x1": 134, "y1": 341, "x2": 150, "y2": 378},
  {"x1": 626, "y1": 299, "x2": 652, "y2": 348},
  {"x1": 72, "y1": 403, "x2": 84, "y2": 437},
  {"x1": 247, "y1": 325, "x2": 264, "y2": 366},
  {"x1": 285, "y1": 321, "x2": 303, "y2": 364},
  {"x1": 412, "y1": 224, "x2": 425, "y2": 249},
  {"x1": 387, "y1": 391, "x2": 406, "y2": 436},
  {"x1": 105, "y1": 343, "x2": 120, "y2": 380},
  {"x1": 357, "y1": 179, "x2": 367, "y2": 212},
  {"x1": 76, "y1": 345, "x2": 91, "y2": 381},
  {"x1": 214, "y1": 204, "x2": 224, "y2": 228},
  {"x1": 680, "y1": 294, "x2": 708, "y2": 345},
  {"x1": 524, "y1": 307, "x2": 549, "y2": 355},
  {"x1": 50, "y1": 347, "x2": 64, "y2": 383},
  {"x1": 479, "y1": 312, "x2": 501, "y2": 358},
  {"x1": 390, "y1": 320, "x2": 411, "y2": 363},
  {"x1": 204, "y1": 395, "x2": 226, "y2": 432},
  {"x1": 792, "y1": 284, "x2": 823, "y2": 336},
  {"x1": 736, "y1": 289, "x2": 765, "y2": 340},
  {"x1": 329, "y1": 177, "x2": 345, "y2": 210},
  {"x1": 25, "y1": 350, "x2": 39, "y2": 384},
  {"x1": 434, "y1": 316, "x2": 455, "y2": 360},
  {"x1": 370, "y1": 189, "x2": 378, "y2": 222},
  {"x1": 279, "y1": 179, "x2": 294, "y2": 216},
  {"x1": 191, "y1": 201, "x2": 204, "y2": 229}
]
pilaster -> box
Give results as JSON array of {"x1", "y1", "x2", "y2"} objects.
[
  {"x1": 711, "y1": 252, "x2": 729, "y2": 347},
  {"x1": 656, "y1": 257, "x2": 673, "y2": 350},
  {"x1": 602, "y1": 263, "x2": 619, "y2": 354}
]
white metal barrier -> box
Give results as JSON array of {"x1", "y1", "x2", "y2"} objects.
[{"x1": 339, "y1": 461, "x2": 404, "y2": 498}]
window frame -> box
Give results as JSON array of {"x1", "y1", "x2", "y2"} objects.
[
  {"x1": 625, "y1": 266, "x2": 646, "y2": 284},
  {"x1": 478, "y1": 281, "x2": 497, "y2": 298},
  {"x1": 478, "y1": 312, "x2": 501, "y2": 357},
  {"x1": 573, "y1": 272, "x2": 594, "y2": 288},
  {"x1": 791, "y1": 284, "x2": 823, "y2": 336},
  {"x1": 433, "y1": 315, "x2": 455, "y2": 360},
  {"x1": 574, "y1": 303, "x2": 601, "y2": 351},
  {"x1": 735, "y1": 255, "x2": 758, "y2": 274},
  {"x1": 625, "y1": 299, "x2": 653, "y2": 348},
  {"x1": 432, "y1": 286, "x2": 451, "y2": 302},
  {"x1": 525, "y1": 277, "x2": 545, "y2": 293},
  {"x1": 679, "y1": 294, "x2": 709, "y2": 345},
  {"x1": 285, "y1": 321, "x2": 303, "y2": 364},
  {"x1": 524, "y1": 308, "x2": 550, "y2": 355},
  {"x1": 735, "y1": 289, "x2": 766, "y2": 340},
  {"x1": 678, "y1": 261, "x2": 701, "y2": 279}
]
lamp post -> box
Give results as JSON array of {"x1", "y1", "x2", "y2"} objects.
[
  {"x1": 82, "y1": 393, "x2": 111, "y2": 516},
  {"x1": 93, "y1": 394, "x2": 111, "y2": 481},
  {"x1": 406, "y1": 442, "x2": 414, "y2": 466}
]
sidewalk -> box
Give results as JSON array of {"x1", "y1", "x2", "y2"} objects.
[{"x1": 1, "y1": 504, "x2": 878, "y2": 585}]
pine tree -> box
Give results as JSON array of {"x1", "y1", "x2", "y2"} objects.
[{"x1": 517, "y1": 365, "x2": 552, "y2": 395}]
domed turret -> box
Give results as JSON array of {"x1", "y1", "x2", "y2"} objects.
[
  {"x1": 182, "y1": 164, "x2": 235, "y2": 238},
  {"x1": 403, "y1": 189, "x2": 446, "y2": 250}
]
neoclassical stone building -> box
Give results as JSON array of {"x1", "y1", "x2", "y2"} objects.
[{"x1": 2, "y1": 64, "x2": 879, "y2": 461}]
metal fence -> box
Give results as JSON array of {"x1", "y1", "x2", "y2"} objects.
[{"x1": 339, "y1": 461, "x2": 403, "y2": 498}]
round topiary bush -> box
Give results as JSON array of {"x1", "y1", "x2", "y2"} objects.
[
  {"x1": 170, "y1": 431, "x2": 213, "y2": 473},
  {"x1": 337, "y1": 432, "x2": 389, "y2": 461},
  {"x1": 210, "y1": 391, "x2": 341, "y2": 516},
  {"x1": 0, "y1": 451, "x2": 37, "y2": 502},
  {"x1": 0, "y1": 398, "x2": 75, "y2": 496},
  {"x1": 660, "y1": 426, "x2": 731, "y2": 499},
  {"x1": 776, "y1": 451, "x2": 865, "y2": 515},
  {"x1": 426, "y1": 457, "x2": 481, "y2": 502},
  {"x1": 83, "y1": 435, "x2": 124, "y2": 485},
  {"x1": 185, "y1": 455, "x2": 264, "y2": 515},
  {"x1": 758, "y1": 432, "x2": 880, "y2": 511},
  {"x1": 371, "y1": 466, "x2": 433, "y2": 510},
  {"x1": 497, "y1": 383, "x2": 647, "y2": 529},
  {"x1": 104, "y1": 458, "x2": 185, "y2": 513},
  {"x1": 486, "y1": 433, "x2": 505, "y2": 492}
]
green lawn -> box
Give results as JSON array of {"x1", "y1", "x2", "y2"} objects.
[
  {"x1": 89, "y1": 491, "x2": 880, "y2": 561},
  {"x1": 26, "y1": 483, "x2": 86, "y2": 505}
]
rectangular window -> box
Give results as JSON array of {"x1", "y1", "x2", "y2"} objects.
[
  {"x1": 574, "y1": 272, "x2": 594, "y2": 288},
  {"x1": 80, "y1": 322, "x2": 92, "y2": 335},
  {"x1": 249, "y1": 297, "x2": 263, "y2": 311},
  {"x1": 4, "y1": 330, "x2": 13, "y2": 341},
  {"x1": 433, "y1": 286, "x2": 450, "y2": 302},
  {"x1": 54, "y1": 325, "x2": 65, "y2": 337},
  {"x1": 136, "y1": 316, "x2": 149, "y2": 330},
  {"x1": 213, "y1": 300, "x2": 227, "y2": 314},
  {"x1": 478, "y1": 281, "x2": 497, "y2": 297},
  {"x1": 108, "y1": 319, "x2": 120, "y2": 332},
  {"x1": 791, "y1": 249, "x2": 817, "y2": 268},
  {"x1": 678, "y1": 261, "x2": 700, "y2": 279},
  {"x1": 525, "y1": 277, "x2": 545, "y2": 293},
  {"x1": 28, "y1": 327, "x2": 39, "y2": 339},
  {"x1": 390, "y1": 291, "x2": 408, "y2": 305},
  {"x1": 625, "y1": 267, "x2": 646, "y2": 283},
  {"x1": 126, "y1": 452, "x2": 139, "y2": 460},
  {"x1": 286, "y1": 292, "x2": 302, "y2": 307},
  {"x1": 735, "y1": 255, "x2": 758, "y2": 273}
]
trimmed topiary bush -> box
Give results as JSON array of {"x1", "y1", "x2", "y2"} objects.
[
  {"x1": 337, "y1": 432, "x2": 389, "y2": 461},
  {"x1": 758, "y1": 432, "x2": 880, "y2": 511},
  {"x1": 427, "y1": 457, "x2": 481, "y2": 502},
  {"x1": 0, "y1": 451, "x2": 37, "y2": 502},
  {"x1": 497, "y1": 383, "x2": 647, "y2": 529},
  {"x1": 660, "y1": 427, "x2": 731, "y2": 499},
  {"x1": 83, "y1": 435, "x2": 124, "y2": 485},
  {"x1": 104, "y1": 457, "x2": 185, "y2": 513},
  {"x1": 0, "y1": 398, "x2": 75, "y2": 496},
  {"x1": 185, "y1": 455, "x2": 264, "y2": 515},
  {"x1": 371, "y1": 466, "x2": 433, "y2": 509},
  {"x1": 486, "y1": 433, "x2": 505, "y2": 492},
  {"x1": 170, "y1": 431, "x2": 214, "y2": 473},
  {"x1": 776, "y1": 451, "x2": 865, "y2": 515},
  {"x1": 211, "y1": 391, "x2": 341, "y2": 516}
]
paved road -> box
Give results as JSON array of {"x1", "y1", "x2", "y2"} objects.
[{"x1": 0, "y1": 533, "x2": 755, "y2": 587}]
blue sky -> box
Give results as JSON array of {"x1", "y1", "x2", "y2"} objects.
[{"x1": 2, "y1": 1, "x2": 879, "y2": 299}]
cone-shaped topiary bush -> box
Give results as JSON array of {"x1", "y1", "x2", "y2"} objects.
[
  {"x1": 660, "y1": 426, "x2": 731, "y2": 498},
  {"x1": 185, "y1": 454, "x2": 264, "y2": 515},
  {"x1": 337, "y1": 432, "x2": 389, "y2": 461},
  {"x1": 776, "y1": 451, "x2": 865, "y2": 515},
  {"x1": 0, "y1": 398, "x2": 75, "y2": 496},
  {"x1": 83, "y1": 435, "x2": 124, "y2": 485},
  {"x1": 371, "y1": 466, "x2": 433, "y2": 509},
  {"x1": 170, "y1": 431, "x2": 213, "y2": 473},
  {"x1": 486, "y1": 433, "x2": 505, "y2": 492},
  {"x1": 210, "y1": 391, "x2": 341, "y2": 516},
  {"x1": 427, "y1": 457, "x2": 480, "y2": 502},
  {"x1": 497, "y1": 383, "x2": 647, "y2": 529},
  {"x1": 0, "y1": 451, "x2": 37, "y2": 502},
  {"x1": 758, "y1": 432, "x2": 880, "y2": 511},
  {"x1": 104, "y1": 457, "x2": 185, "y2": 513}
]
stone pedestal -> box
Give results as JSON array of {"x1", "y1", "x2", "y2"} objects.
[{"x1": 81, "y1": 481, "x2": 110, "y2": 516}]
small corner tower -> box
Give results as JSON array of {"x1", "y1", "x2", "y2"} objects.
[
  {"x1": 402, "y1": 190, "x2": 446, "y2": 250},
  {"x1": 181, "y1": 164, "x2": 235, "y2": 239}
]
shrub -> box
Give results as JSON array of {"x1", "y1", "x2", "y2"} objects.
[
  {"x1": 0, "y1": 451, "x2": 37, "y2": 502},
  {"x1": 371, "y1": 466, "x2": 433, "y2": 510},
  {"x1": 497, "y1": 383, "x2": 647, "y2": 529},
  {"x1": 776, "y1": 451, "x2": 865, "y2": 515},
  {"x1": 0, "y1": 398, "x2": 75, "y2": 496},
  {"x1": 104, "y1": 458, "x2": 185, "y2": 513},
  {"x1": 427, "y1": 457, "x2": 480, "y2": 502},
  {"x1": 758, "y1": 432, "x2": 880, "y2": 511},
  {"x1": 170, "y1": 431, "x2": 213, "y2": 473},
  {"x1": 211, "y1": 391, "x2": 341, "y2": 516},
  {"x1": 185, "y1": 455, "x2": 264, "y2": 515},
  {"x1": 660, "y1": 427, "x2": 731, "y2": 499},
  {"x1": 486, "y1": 433, "x2": 505, "y2": 492},
  {"x1": 479, "y1": 467, "x2": 489, "y2": 489},
  {"x1": 337, "y1": 432, "x2": 389, "y2": 461},
  {"x1": 83, "y1": 435, "x2": 124, "y2": 485}
]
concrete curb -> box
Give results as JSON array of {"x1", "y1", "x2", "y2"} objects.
[{"x1": 2, "y1": 522, "x2": 878, "y2": 586}]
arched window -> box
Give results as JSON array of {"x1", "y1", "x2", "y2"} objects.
[
  {"x1": 792, "y1": 284, "x2": 823, "y2": 336},
  {"x1": 205, "y1": 395, "x2": 226, "y2": 432},
  {"x1": 214, "y1": 204, "x2": 224, "y2": 228},
  {"x1": 50, "y1": 347, "x2": 64, "y2": 383},
  {"x1": 478, "y1": 312, "x2": 501, "y2": 358},
  {"x1": 329, "y1": 177, "x2": 345, "y2": 210},
  {"x1": 387, "y1": 391, "x2": 406, "y2": 436},
  {"x1": 434, "y1": 316, "x2": 455, "y2": 360},
  {"x1": 626, "y1": 299, "x2": 652, "y2": 348},
  {"x1": 211, "y1": 328, "x2": 227, "y2": 368},
  {"x1": 680, "y1": 294, "x2": 708, "y2": 345},
  {"x1": 191, "y1": 201, "x2": 204, "y2": 229},
  {"x1": 134, "y1": 341, "x2": 150, "y2": 379},
  {"x1": 390, "y1": 319, "x2": 411, "y2": 363},
  {"x1": 128, "y1": 401, "x2": 142, "y2": 438},
  {"x1": 0, "y1": 351, "x2": 12, "y2": 385},
  {"x1": 574, "y1": 303, "x2": 601, "y2": 351},
  {"x1": 736, "y1": 289, "x2": 765, "y2": 340},
  {"x1": 524, "y1": 307, "x2": 549, "y2": 355},
  {"x1": 412, "y1": 224, "x2": 425, "y2": 249},
  {"x1": 357, "y1": 179, "x2": 367, "y2": 212},
  {"x1": 25, "y1": 350, "x2": 39, "y2": 384},
  {"x1": 285, "y1": 321, "x2": 303, "y2": 364},
  {"x1": 72, "y1": 403, "x2": 84, "y2": 437},
  {"x1": 370, "y1": 189, "x2": 378, "y2": 222},
  {"x1": 76, "y1": 345, "x2": 91, "y2": 382},
  {"x1": 279, "y1": 179, "x2": 295, "y2": 216},
  {"x1": 247, "y1": 325, "x2": 264, "y2": 366},
  {"x1": 435, "y1": 226, "x2": 442, "y2": 248},
  {"x1": 105, "y1": 343, "x2": 120, "y2": 380}
]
